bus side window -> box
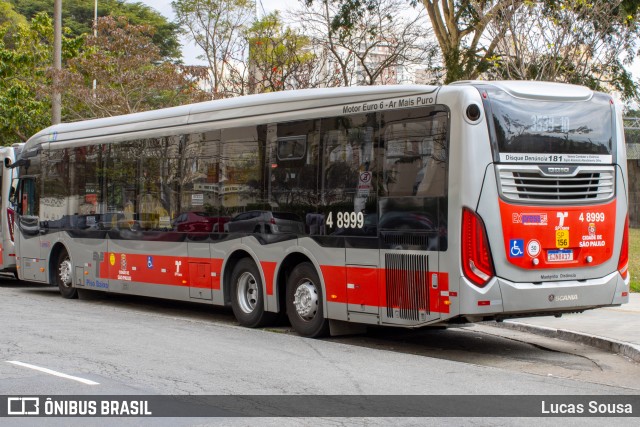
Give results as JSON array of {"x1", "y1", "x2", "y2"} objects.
[
  {"x1": 379, "y1": 107, "x2": 449, "y2": 251},
  {"x1": 220, "y1": 126, "x2": 267, "y2": 219},
  {"x1": 270, "y1": 120, "x2": 318, "y2": 231},
  {"x1": 9, "y1": 180, "x2": 17, "y2": 210},
  {"x1": 382, "y1": 110, "x2": 447, "y2": 198},
  {"x1": 414, "y1": 136, "x2": 447, "y2": 197},
  {"x1": 318, "y1": 114, "x2": 377, "y2": 237},
  {"x1": 138, "y1": 137, "x2": 179, "y2": 231},
  {"x1": 19, "y1": 178, "x2": 39, "y2": 217}
]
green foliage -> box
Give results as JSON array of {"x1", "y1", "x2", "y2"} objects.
[
  {"x1": 7, "y1": 0, "x2": 180, "y2": 59},
  {"x1": 0, "y1": 12, "x2": 80, "y2": 145},
  {"x1": 529, "y1": 0, "x2": 639, "y2": 100},
  {"x1": 0, "y1": 0, "x2": 26, "y2": 30},
  {"x1": 312, "y1": 0, "x2": 640, "y2": 98},
  {"x1": 60, "y1": 16, "x2": 207, "y2": 120},
  {"x1": 247, "y1": 12, "x2": 315, "y2": 92},
  {"x1": 0, "y1": 7, "x2": 205, "y2": 146},
  {"x1": 173, "y1": 0, "x2": 256, "y2": 97}
]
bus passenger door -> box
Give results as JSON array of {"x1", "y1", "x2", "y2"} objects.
[
  {"x1": 0, "y1": 155, "x2": 14, "y2": 270},
  {"x1": 14, "y1": 177, "x2": 47, "y2": 282},
  {"x1": 183, "y1": 147, "x2": 220, "y2": 302},
  {"x1": 317, "y1": 114, "x2": 382, "y2": 322}
]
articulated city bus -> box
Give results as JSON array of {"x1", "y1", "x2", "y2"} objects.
[
  {"x1": 0, "y1": 144, "x2": 23, "y2": 276},
  {"x1": 11, "y1": 82, "x2": 629, "y2": 337}
]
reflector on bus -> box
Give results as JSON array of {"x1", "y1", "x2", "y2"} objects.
[{"x1": 618, "y1": 216, "x2": 629, "y2": 280}]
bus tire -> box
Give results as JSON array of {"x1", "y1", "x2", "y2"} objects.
[
  {"x1": 286, "y1": 262, "x2": 329, "y2": 338},
  {"x1": 230, "y1": 258, "x2": 275, "y2": 328},
  {"x1": 56, "y1": 248, "x2": 77, "y2": 299}
]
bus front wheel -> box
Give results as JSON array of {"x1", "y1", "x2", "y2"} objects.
[
  {"x1": 56, "y1": 248, "x2": 77, "y2": 299},
  {"x1": 230, "y1": 258, "x2": 276, "y2": 328},
  {"x1": 286, "y1": 263, "x2": 329, "y2": 338}
]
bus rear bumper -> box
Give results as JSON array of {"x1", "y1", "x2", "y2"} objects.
[{"x1": 459, "y1": 272, "x2": 629, "y2": 319}]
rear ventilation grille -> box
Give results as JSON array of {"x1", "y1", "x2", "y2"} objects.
[
  {"x1": 497, "y1": 165, "x2": 614, "y2": 204},
  {"x1": 385, "y1": 253, "x2": 429, "y2": 320}
]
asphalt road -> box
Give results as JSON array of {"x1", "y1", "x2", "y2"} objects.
[{"x1": 1, "y1": 277, "x2": 638, "y2": 426}]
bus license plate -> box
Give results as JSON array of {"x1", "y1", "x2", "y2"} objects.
[{"x1": 547, "y1": 250, "x2": 573, "y2": 262}]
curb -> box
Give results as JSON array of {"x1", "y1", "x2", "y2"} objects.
[{"x1": 495, "y1": 321, "x2": 640, "y2": 363}]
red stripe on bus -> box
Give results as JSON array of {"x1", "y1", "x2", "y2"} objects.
[
  {"x1": 99, "y1": 253, "x2": 219, "y2": 288},
  {"x1": 97, "y1": 253, "x2": 449, "y2": 313},
  {"x1": 499, "y1": 199, "x2": 616, "y2": 269},
  {"x1": 430, "y1": 272, "x2": 450, "y2": 314},
  {"x1": 346, "y1": 265, "x2": 379, "y2": 307},
  {"x1": 260, "y1": 261, "x2": 277, "y2": 295},
  {"x1": 321, "y1": 265, "x2": 347, "y2": 303}
]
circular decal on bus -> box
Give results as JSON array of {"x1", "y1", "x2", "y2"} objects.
[
  {"x1": 110, "y1": 253, "x2": 115, "y2": 266},
  {"x1": 527, "y1": 239, "x2": 541, "y2": 257}
]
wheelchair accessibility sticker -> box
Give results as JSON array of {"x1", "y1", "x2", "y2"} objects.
[{"x1": 509, "y1": 239, "x2": 524, "y2": 258}]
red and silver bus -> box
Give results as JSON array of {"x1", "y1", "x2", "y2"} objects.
[{"x1": 11, "y1": 82, "x2": 629, "y2": 337}]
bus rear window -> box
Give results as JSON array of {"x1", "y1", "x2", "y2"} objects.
[{"x1": 486, "y1": 89, "x2": 613, "y2": 160}]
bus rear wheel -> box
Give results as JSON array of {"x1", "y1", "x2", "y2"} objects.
[
  {"x1": 230, "y1": 258, "x2": 276, "y2": 328},
  {"x1": 286, "y1": 262, "x2": 329, "y2": 338},
  {"x1": 56, "y1": 248, "x2": 77, "y2": 299}
]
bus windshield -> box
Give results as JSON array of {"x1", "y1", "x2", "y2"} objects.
[{"x1": 486, "y1": 89, "x2": 613, "y2": 162}]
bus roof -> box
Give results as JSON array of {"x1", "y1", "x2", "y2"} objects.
[
  {"x1": 22, "y1": 81, "x2": 599, "y2": 155},
  {"x1": 23, "y1": 85, "x2": 440, "y2": 154},
  {"x1": 453, "y1": 80, "x2": 594, "y2": 101}
]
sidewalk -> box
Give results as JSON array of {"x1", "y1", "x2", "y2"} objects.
[{"x1": 495, "y1": 293, "x2": 640, "y2": 362}]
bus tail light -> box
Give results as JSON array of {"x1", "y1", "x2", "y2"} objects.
[
  {"x1": 7, "y1": 208, "x2": 15, "y2": 242},
  {"x1": 462, "y1": 208, "x2": 495, "y2": 287},
  {"x1": 618, "y1": 216, "x2": 629, "y2": 280}
]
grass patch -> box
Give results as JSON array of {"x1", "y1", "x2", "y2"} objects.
[{"x1": 630, "y1": 228, "x2": 640, "y2": 292}]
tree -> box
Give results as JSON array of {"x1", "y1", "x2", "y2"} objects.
[
  {"x1": 311, "y1": 0, "x2": 640, "y2": 90},
  {"x1": 313, "y1": 0, "x2": 523, "y2": 83},
  {"x1": 296, "y1": 0, "x2": 434, "y2": 86},
  {"x1": 7, "y1": 0, "x2": 181, "y2": 59},
  {"x1": 421, "y1": 0, "x2": 528, "y2": 83},
  {"x1": 0, "y1": 1, "x2": 26, "y2": 30},
  {"x1": 0, "y1": 12, "x2": 81, "y2": 144},
  {"x1": 486, "y1": 0, "x2": 639, "y2": 99},
  {"x1": 59, "y1": 16, "x2": 207, "y2": 120},
  {"x1": 247, "y1": 12, "x2": 317, "y2": 92},
  {"x1": 173, "y1": 0, "x2": 255, "y2": 98}
]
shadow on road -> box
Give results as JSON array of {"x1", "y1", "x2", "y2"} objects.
[{"x1": 3, "y1": 274, "x2": 636, "y2": 390}]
